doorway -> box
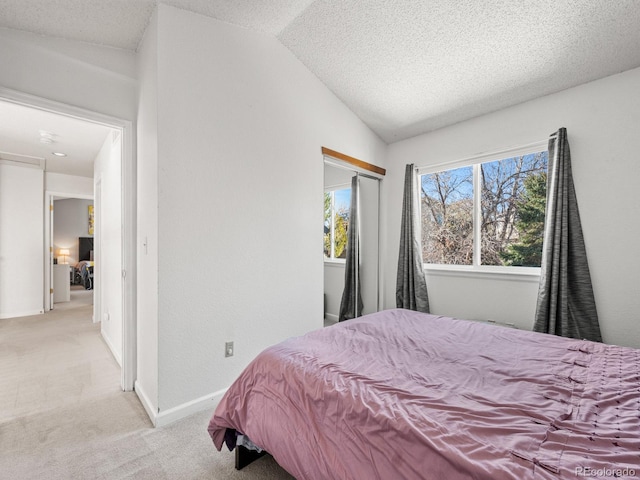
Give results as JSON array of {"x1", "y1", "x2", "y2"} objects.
[
  {"x1": 0, "y1": 87, "x2": 136, "y2": 391},
  {"x1": 49, "y1": 194, "x2": 95, "y2": 313}
]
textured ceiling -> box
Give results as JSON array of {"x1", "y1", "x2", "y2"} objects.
[
  {"x1": 1, "y1": 0, "x2": 640, "y2": 144},
  {"x1": 278, "y1": 0, "x2": 640, "y2": 141},
  {"x1": 0, "y1": 0, "x2": 315, "y2": 49}
]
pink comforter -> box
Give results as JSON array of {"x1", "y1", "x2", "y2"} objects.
[{"x1": 208, "y1": 309, "x2": 640, "y2": 479}]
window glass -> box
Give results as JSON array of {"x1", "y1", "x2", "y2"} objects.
[
  {"x1": 324, "y1": 188, "x2": 351, "y2": 260},
  {"x1": 419, "y1": 149, "x2": 548, "y2": 268},
  {"x1": 481, "y1": 152, "x2": 548, "y2": 266},
  {"x1": 420, "y1": 166, "x2": 473, "y2": 265}
]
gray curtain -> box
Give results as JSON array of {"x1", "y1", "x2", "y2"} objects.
[
  {"x1": 339, "y1": 175, "x2": 363, "y2": 321},
  {"x1": 533, "y1": 128, "x2": 602, "y2": 341},
  {"x1": 396, "y1": 164, "x2": 430, "y2": 312}
]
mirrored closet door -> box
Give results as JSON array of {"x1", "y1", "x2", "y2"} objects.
[{"x1": 323, "y1": 151, "x2": 383, "y2": 323}]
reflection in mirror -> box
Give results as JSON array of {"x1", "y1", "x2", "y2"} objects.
[{"x1": 323, "y1": 161, "x2": 380, "y2": 326}]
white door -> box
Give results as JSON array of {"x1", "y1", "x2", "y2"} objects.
[{"x1": 49, "y1": 196, "x2": 54, "y2": 308}]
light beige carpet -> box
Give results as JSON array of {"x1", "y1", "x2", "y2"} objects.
[{"x1": 0, "y1": 288, "x2": 294, "y2": 479}]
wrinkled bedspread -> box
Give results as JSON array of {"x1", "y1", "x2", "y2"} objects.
[{"x1": 208, "y1": 309, "x2": 640, "y2": 479}]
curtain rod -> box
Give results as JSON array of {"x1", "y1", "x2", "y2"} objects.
[{"x1": 416, "y1": 139, "x2": 549, "y2": 174}]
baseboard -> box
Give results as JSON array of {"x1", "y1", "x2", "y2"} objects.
[
  {"x1": 325, "y1": 313, "x2": 339, "y2": 323},
  {"x1": 135, "y1": 380, "x2": 158, "y2": 427},
  {"x1": 100, "y1": 330, "x2": 122, "y2": 367},
  {"x1": 155, "y1": 388, "x2": 228, "y2": 428},
  {"x1": 0, "y1": 309, "x2": 44, "y2": 319}
]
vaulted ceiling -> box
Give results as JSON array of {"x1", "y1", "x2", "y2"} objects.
[{"x1": 1, "y1": 0, "x2": 640, "y2": 164}]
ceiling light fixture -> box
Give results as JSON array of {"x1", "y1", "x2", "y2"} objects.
[
  {"x1": 39, "y1": 130, "x2": 56, "y2": 144},
  {"x1": 52, "y1": 152, "x2": 67, "y2": 157}
]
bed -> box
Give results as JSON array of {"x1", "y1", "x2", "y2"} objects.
[
  {"x1": 75, "y1": 261, "x2": 93, "y2": 289},
  {"x1": 208, "y1": 309, "x2": 640, "y2": 479},
  {"x1": 74, "y1": 237, "x2": 94, "y2": 289}
]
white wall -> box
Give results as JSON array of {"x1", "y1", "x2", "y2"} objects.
[
  {"x1": 0, "y1": 27, "x2": 136, "y2": 122},
  {"x1": 53, "y1": 198, "x2": 93, "y2": 265},
  {"x1": 94, "y1": 132, "x2": 123, "y2": 365},
  {"x1": 135, "y1": 9, "x2": 160, "y2": 418},
  {"x1": 46, "y1": 173, "x2": 94, "y2": 196},
  {"x1": 383, "y1": 67, "x2": 640, "y2": 349},
  {"x1": 150, "y1": 4, "x2": 386, "y2": 416},
  {"x1": 0, "y1": 163, "x2": 44, "y2": 318}
]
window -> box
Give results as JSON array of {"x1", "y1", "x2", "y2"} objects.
[
  {"x1": 324, "y1": 187, "x2": 351, "y2": 260},
  {"x1": 419, "y1": 149, "x2": 548, "y2": 269}
]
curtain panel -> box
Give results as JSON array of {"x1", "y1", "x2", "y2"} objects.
[
  {"x1": 396, "y1": 164, "x2": 430, "y2": 313},
  {"x1": 339, "y1": 175, "x2": 363, "y2": 321},
  {"x1": 533, "y1": 128, "x2": 602, "y2": 342}
]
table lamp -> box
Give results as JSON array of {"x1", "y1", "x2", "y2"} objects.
[{"x1": 59, "y1": 249, "x2": 70, "y2": 264}]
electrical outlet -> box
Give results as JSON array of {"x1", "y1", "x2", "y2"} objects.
[{"x1": 225, "y1": 341, "x2": 234, "y2": 357}]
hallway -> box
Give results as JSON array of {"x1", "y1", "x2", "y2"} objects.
[{"x1": 0, "y1": 286, "x2": 120, "y2": 423}]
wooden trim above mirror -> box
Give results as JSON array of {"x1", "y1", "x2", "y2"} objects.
[{"x1": 321, "y1": 147, "x2": 386, "y2": 176}]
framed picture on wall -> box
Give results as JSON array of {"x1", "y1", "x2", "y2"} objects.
[{"x1": 88, "y1": 205, "x2": 94, "y2": 235}]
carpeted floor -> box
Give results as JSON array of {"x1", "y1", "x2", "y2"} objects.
[{"x1": 0, "y1": 287, "x2": 294, "y2": 479}]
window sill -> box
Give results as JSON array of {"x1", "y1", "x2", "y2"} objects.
[
  {"x1": 423, "y1": 264, "x2": 541, "y2": 282},
  {"x1": 324, "y1": 259, "x2": 346, "y2": 267}
]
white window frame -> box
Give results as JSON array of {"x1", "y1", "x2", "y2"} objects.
[
  {"x1": 416, "y1": 140, "x2": 548, "y2": 280},
  {"x1": 324, "y1": 183, "x2": 351, "y2": 264}
]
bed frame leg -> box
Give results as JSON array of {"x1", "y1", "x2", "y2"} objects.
[{"x1": 235, "y1": 445, "x2": 267, "y2": 470}]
